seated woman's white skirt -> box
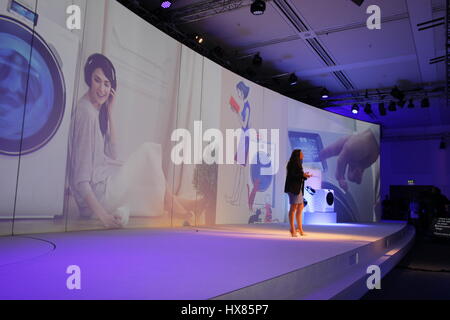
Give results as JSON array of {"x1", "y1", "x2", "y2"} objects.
[{"x1": 105, "y1": 142, "x2": 166, "y2": 217}]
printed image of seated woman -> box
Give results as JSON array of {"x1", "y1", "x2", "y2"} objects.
[{"x1": 69, "y1": 53, "x2": 204, "y2": 228}]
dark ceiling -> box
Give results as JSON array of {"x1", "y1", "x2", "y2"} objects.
[{"x1": 119, "y1": 0, "x2": 450, "y2": 131}]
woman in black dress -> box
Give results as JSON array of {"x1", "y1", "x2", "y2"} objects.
[{"x1": 284, "y1": 149, "x2": 312, "y2": 237}]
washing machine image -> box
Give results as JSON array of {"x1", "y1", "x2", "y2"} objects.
[
  {"x1": 0, "y1": 0, "x2": 80, "y2": 218},
  {"x1": 303, "y1": 188, "x2": 334, "y2": 213},
  {"x1": 311, "y1": 189, "x2": 334, "y2": 213}
]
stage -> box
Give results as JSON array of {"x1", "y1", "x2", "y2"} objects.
[{"x1": 0, "y1": 222, "x2": 414, "y2": 300}]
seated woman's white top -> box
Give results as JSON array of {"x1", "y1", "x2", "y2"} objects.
[
  {"x1": 69, "y1": 94, "x2": 122, "y2": 216},
  {"x1": 69, "y1": 94, "x2": 167, "y2": 218}
]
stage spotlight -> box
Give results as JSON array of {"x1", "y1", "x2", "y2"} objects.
[
  {"x1": 421, "y1": 97, "x2": 430, "y2": 108},
  {"x1": 351, "y1": 0, "x2": 364, "y2": 6},
  {"x1": 252, "y1": 53, "x2": 262, "y2": 67},
  {"x1": 251, "y1": 0, "x2": 266, "y2": 15},
  {"x1": 378, "y1": 102, "x2": 387, "y2": 116},
  {"x1": 195, "y1": 35, "x2": 204, "y2": 44},
  {"x1": 160, "y1": 0, "x2": 172, "y2": 9},
  {"x1": 440, "y1": 138, "x2": 446, "y2": 150},
  {"x1": 289, "y1": 73, "x2": 298, "y2": 86},
  {"x1": 390, "y1": 86, "x2": 405, "y2": 101},
  {"x1": 397, "y1": 100, "x2": 406, "y2": 108},
  {"x1": 321, "y1": 88, "x2": 329, "y2": 99},
  {"x1": 388, "y1": 100, "x2": 397, "y2": 112},
  {"x1": 364, "y1": 103, "x2": 372, "y2": 115},
  {"x1": 408, "y1": 99, "x2": 415, "y2": 108},
  {"x1": 352, "y1": 104, "x2": 360, "y2": 114}
]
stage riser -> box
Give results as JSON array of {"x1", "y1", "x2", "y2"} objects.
[
  {"x1": 213, "y1": 225, "x2": 414, "y2": 300},
  {"x1": 331, "y1": 229, "x2": 415, "y2": 300}
]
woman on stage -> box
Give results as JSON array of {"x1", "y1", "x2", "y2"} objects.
[{"x1": 284, "y1": 149, "x2": 312, "y2": 237}]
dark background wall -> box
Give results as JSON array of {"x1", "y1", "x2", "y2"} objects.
[{"x1": 381, "y1": 125, "x2": 450, "y2": 200}]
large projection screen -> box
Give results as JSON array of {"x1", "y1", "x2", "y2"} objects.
[{"x1": 0, "y1": 0, "x2": 380, "y2": 236}]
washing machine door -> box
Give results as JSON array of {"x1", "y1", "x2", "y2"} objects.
[{"x1": 0, "y1": 15, "x2": 65, "y2": 156}]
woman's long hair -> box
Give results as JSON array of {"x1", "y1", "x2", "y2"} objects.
[
  {"x1": 84, "y1": 53, "x2": 117, "y2": 137},
  {"x1": 287, "y1": 149, "x2": 303, "y2": 171}
]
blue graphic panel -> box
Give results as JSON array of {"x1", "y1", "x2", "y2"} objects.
[{"x1": 0, "y1": 15, "x2": 64, "y2": 156}]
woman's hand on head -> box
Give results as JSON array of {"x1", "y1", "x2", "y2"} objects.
[{"x1": 107, "y1": 88, "x2": 116, "y2": 117}]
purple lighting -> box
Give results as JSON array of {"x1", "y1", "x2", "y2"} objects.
[
  {"x1": 161, "y1": 1, "x2": 171, "y2": 9},
  {"x1": 0, "y1": 223, "x2": 409, "y2": 299}
]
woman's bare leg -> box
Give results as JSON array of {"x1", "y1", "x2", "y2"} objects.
[
  {"x1": 288, "y1": 204, "x2": 298, "y2": 235},
  {"x1": 296, "y1": 203, "x2": 305, "y2": 235}
]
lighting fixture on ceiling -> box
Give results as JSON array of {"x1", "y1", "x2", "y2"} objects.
[
  {"x1": 251, "y1": 0, "x2": 266, "y2": 15},
  {"x1": 160, "y1": 1, "x2": 172, "y2": 9},
  {"x1": 364, "y1": 103, "x2": 372, "y2": 115},
  {"x1": 378, "y1": 102, "x2": 387, "y2": 116},
  {"x1": 388, "y1": 100, "x2": 396, "y2": 112},
  {"x1": 195, "y1": 35, "x2": 204, "y2": 44},
  {"x1": 421, "y1": 97, "x2": 430, "y2": 108},
  {"x1": 252, "y1": 53, "x2": 262, "y2": 67},
  {"x1": 397, "y1": 100, "x2": 406, "y2": 108},
  {"x1": 440, "y1": 138, "x2": 446, "y2": 150},
  {"x1": 352, "y1": 104, "x2": 360, "y2": 114},
  {"x1": 390, "y1": 86, "x2": 405, "y2": 101},
  {"x1": 289, "y1": 73, "x2": 298, "y2": 86}
]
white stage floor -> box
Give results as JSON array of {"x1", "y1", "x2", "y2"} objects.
[{"x1": 0, "y1": 222, "x2": 414, "y2": 300}]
